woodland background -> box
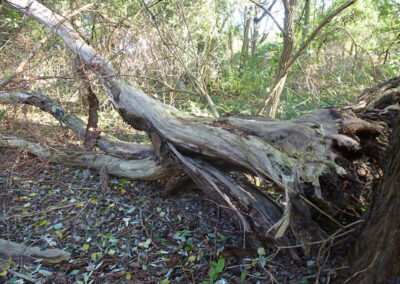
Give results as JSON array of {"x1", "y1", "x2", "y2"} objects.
[{"x1": 0, "y1": 0, "x2": 399, "y2": 283}]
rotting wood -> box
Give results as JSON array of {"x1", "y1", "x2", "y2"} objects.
[
  {"x1": 339, "y1": 117, "x2": 400, "y2": 284},
  {"x1": 4, "y1": 0, "x2": 397, "y2": 254}
]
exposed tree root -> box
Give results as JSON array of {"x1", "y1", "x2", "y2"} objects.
[{"x1": 4, "y1": 0, "x2": 399, "y2": 256}]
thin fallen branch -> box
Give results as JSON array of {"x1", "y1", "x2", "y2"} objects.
[
  {"x1": 0, "y1": 134, "x2": 51, "y2": 157},
  {"x1": 8, "y1": 270, "x2": 43, "y2": 283},
  {"x1": 0, "y1": 135, "x2": 175, "y2": 180},
  {"x1": 0, "y1": 238, "x2": 71, "y2": 264},
  {"x1": 0, "y1": 91, "x2": 152, "y2": 157}
]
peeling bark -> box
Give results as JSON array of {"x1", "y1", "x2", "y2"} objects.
[{"x1": 3, "y1": 0, "x2": 394, "y2": 254}]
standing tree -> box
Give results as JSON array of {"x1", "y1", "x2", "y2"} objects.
[
  {"x1": 340, "y1": 120, "x2": 400, "y2": 283},
  {"x1": 251, "y1": 0, "x2": 358, "y2": 117}
]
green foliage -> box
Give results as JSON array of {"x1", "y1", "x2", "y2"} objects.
[
  {"x1": 0, "y1": 4, "x2": 21, "y2": 27},
  {"x1": 2, "y1": 0, "x2": 395, "y2": 120},
  {"x1": 0, "y1": 3, "x2": 24, "y2": 47},
  {"x1": 209, "y1": 256, "x2": 226, "y2": 281},
  {"x1": 2, "y1": 69, "x2": 12, "y2": 80},
  {"x1": 199, "y1": 256, "x2": 226, "y2": 283},
  {"x1": 215, "y1": 42, "x2": 283, "y2": 114}
]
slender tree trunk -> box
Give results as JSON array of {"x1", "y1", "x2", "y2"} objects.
[
  {"x1": 193, "y1": 80, "x2": 219, "y2": 117},
  {"x1": 257, "y1": 0, "x2": 297, "y2": 117},
  {"x1": 74, "y1": 56, "x2": 101, "y2": 150},
  {"x1": 228, "y1": 30, "x2": 233, "y2": 65},
  {"x1": 340, "y1": 117, "x2": 400, "y2": 283},
  {"x1": 302, "y1": 0, "x2": 311, "y2": 39},
  {"x1": 240, "y1": 6, "x2": 252, "y2": 67},
  {"x1": 251, "y1": 8, "x2": 260, "y2": 56},
  {"x1": 202, "y1": 88, "x2": 219, "y2": 117},
  {"x1": 258, "y1": 73, "x2": 288, "y2": 117},
  {"x1": 255, "y1": 0, "x2": 358, "y2": 117}
]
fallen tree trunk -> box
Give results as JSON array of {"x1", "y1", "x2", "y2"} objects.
[
  {"x1": 4, "y1": 0, "x2": 398, "y2": 255},
  {"x1": 0, "y1": 92, "x2": 178, "y2": 180}
]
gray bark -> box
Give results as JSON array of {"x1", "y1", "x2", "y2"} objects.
[
  {"x1": 4, "y1": 0, "x2": 386, "y2": 253},
  {"x1": 0, "y1": 136, "x2": 173, "y2": 180},
  {"x1": 0, "y1": 238, "x2": 70, "y2": 264}
]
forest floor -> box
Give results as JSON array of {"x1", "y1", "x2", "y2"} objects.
[{"x1": 0, "y1": 114, "x2": 342, "y2": 284}]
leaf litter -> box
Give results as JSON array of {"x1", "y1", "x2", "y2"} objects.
[{"x1": 0, "y1": 148, "x2": 327, "y2": 283}]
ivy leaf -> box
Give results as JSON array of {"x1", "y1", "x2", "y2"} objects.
[
  {"x1": 70, "y1": 269, "x2": 80, "y2": 275},
  {"x1": 39, "y1": 269, "x2": 53, "y2": 276},
  {"x1": 208, "y1": 266, "x2": 217, "y2": 280}
]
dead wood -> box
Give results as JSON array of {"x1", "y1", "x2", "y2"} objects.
[
  {"x1": 100, "y1": 165, "x2": 110, "y2": 192},
  {"x1": 0, "y1": 91, "x2": 153, "y2": 158},
  {"x1": 0, "y1": 238, "x2": 71, "y2": 264},
  {"x1": 83, "y1": 82, "x2": 101, "y2": 151},
  {"x1": 0, "y1": 135, "x2": 174, "y2": 180},
  {"x1": 4, "y1": 0, "x2": 397, "y2": 256},
  {"x1": 352, "y1": 76, "x2": 400, "y2": 111}
]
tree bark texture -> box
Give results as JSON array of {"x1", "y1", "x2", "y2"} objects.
[
  {"x1": 0, "y1": 92, "x2": 153, "y2": 157},
  {"x1": 0, "y1": 239, "x2": 71, "y2": 264},
  {"x1": 0, "y1": 136, "x2": 174, "y2": 181},
  {"x1": 73, "y1": 56, "x2": 102, "y2": 151},
  {"x1": 241, "y1": 6, "x2": 252, "y2": 59},
  {"x1": 340, "y1": 117, "x2": 400, "y2": 284},
  {"x1": 3, "y1": 0, "x2": 396, "y2": 258},
  {"x1": 302, "y1": 0, "x2": 311, "y2": 39},
  {"x1": 257, "y1": 0, "x2": 297, "y2": 117}
]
